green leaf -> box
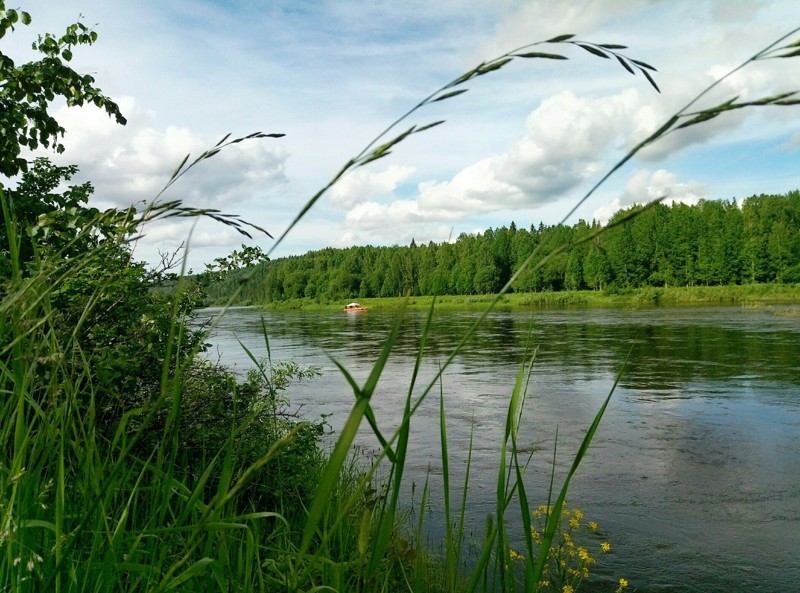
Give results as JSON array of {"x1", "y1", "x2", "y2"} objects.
[
  {"x1": 163, "y1": 558, "x2": 215, "y2": 589},
  {"x1": 777, "y1": 48, "x2": 800, "y2": 58},
  {"x1": 214, "y1": 132, "x2": 232, "y2": 147},
  {"x1": 476, "y1": 57, "x2": 513, "y2": 75},
  {"x1": 616, "y1": 55, "x2": 635, "y2": 74},
  {"x1": 513, "y1": 51, "x2": 568, "y2": 60},
  {"x1": 642, "y1": 68, "x2": 661, "y2": 93},
  {"x1": 358, "y1": 125, "x2": 416, "y2": 167},
  {"x1": 631, "y1": 58, "x2": 657, "y2": 71},
  {"x1": 169, "y1": 154, "x2": 190, "y2": 182},
  {"x1": 547, "y1": 34, "x2": 575, "y2": 43},
  {"x1": 431, "y1": 88, "x2": 469, "y2": 102},
  {"x1": 577, "y1": 44, "x2": 609, "y2": 59},
  {"x1": 599, "y1": 43, "x2": 627, "y2": 49},
  {"x1": 448, "y1": 66, "x2": 480, "y2": 87},
  {"x1": 21, "y1": 12, "x2": 32, "y2": 25},
  {"x1": 62, "y1": 48, "x2": 72, "y2": 61},
  {"x1": 414, "y1": 120, "x2": 445, "y2": 133},
  {"x1": 676, "y1": 111, "x2": 720, "y2": 129}
]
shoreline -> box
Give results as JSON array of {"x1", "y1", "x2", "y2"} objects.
[{"x1": 224, "y1": 283, "x2": 800, "y2": 311}]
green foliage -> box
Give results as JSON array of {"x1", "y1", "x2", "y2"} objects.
[
  {"x1": 0, "y1": 2, "x2": 126, "y2": 177},
  {"x1": 0, "y1": 157, "x2": 138, "y2": 278},
  {"x1": 511, "y1": 504, "x2": 623, "y2": 593},
  {"x1": 205, "y1": 192, "x2": 800, "y2": 305}
]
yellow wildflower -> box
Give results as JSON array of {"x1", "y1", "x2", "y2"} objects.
[
  {"x1": 562, "y1": 586, "x2": 574, "y2": 593},
  {"x1": 588, "y1": 521, "x2": 598, "y2": 531},
  {"x1": 601, "y1": 541, "x2": 611, "y2": 553},
  {"x1": 569, "y1": 517, "x2": 581, "y2": 529},
  {"x1": 509, "y1": 549, "x2": 525, "y2": 561},
  {"x1": 577, "y1": 547, "x2": 591, "y2": 562},
  {"x1": 573, "y1": 509, "x2": 584, "y2": 521},
  {"x1": 615, "y1": 577, "x2": 629, "y2": 593}
]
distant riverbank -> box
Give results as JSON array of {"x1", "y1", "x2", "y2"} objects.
[{"x1": 252, "y1": 283, "x2": 800, "y2": 311}]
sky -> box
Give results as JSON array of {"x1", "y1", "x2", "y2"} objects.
[{"x1": 8, "y1": 0, "x2": 800, "y2": 270}]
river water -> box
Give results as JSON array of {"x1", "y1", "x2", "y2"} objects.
[{"x1": 197, "y1": 304, "x2": 800, "y2": 593}]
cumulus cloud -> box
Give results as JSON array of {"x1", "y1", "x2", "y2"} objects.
[
  {"x1": 333, "y1": 229, "x2": 359, "y2": 248},
  {"x1": 135, "y1": 219, "x2": 244, "y2": 248},
  {"x1": 340, "y1": 55, "x2": 791, "y2": 240},
  {"x1": 22, "y1": 0, "x2": 800, "y2": 270},
  {"x1": 329, "y1": 164, "x2": 415, "y2": 208},
  {"x1": 51, "y1": 100, "x2": 289, "y2": 211},
  {"x1": 100, "y1": 129, "x2": 288, "y2": 209},
  {"x1": 343, "y1": 88, "x2": 649, "y2": 231},
  {"x1": 593, "y1": 168, "x2": 708, "y2": 223}
]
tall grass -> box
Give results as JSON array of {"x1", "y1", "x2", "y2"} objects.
[{"x1": 3, "y1": 24, "x2": 800, "y2": 593}]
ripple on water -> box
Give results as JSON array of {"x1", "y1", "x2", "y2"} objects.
[{"x1": 198, "y1": 306, "x2": 800, "y2": 593}]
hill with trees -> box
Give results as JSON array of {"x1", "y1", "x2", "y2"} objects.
[{"x1": 204, "y1": 192, "x2": 800, "y2": 305}]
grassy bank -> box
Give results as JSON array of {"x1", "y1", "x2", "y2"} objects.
[{"x1": 257, "y1": 283, "x2": 800, "y2": 311}]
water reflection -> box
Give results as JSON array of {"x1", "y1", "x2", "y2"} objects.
[{"x1": 198, "y1": 305, "x2": 800, "y2": 593}]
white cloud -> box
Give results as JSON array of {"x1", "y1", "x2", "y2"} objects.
[
  {"x1": 135, "y1": 219, "x2": 243, "y2": 248},
  {"x1": 49, "y1": 102, "x2": 291, "y2": 212},
  {"x1": 342, "y1": 89, "x2": 646, "y2": 230},
  {"x1": 13, "y1": 0, "x2": 800, "y2": 270},
  {"x1": 334, "y1": 230, "x2": 359, "y2": 248},
  {"x1": 337, "y1": 75, "x2": 783, "y2": 240},
  {"x1": 593, "y1": 168, "x2": 708, "y2": 223},
  {"x1": 330, "y1": 164, "x2": 415, "y2": 208}
]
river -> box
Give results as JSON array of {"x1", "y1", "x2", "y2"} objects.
[{"x1": 196, "y1": 304, "x2": 800, "y2": 593}]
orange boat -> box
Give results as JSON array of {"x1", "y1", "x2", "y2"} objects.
[{"x1": 344, "y1": 302, "x2": 368, "y2": 312}]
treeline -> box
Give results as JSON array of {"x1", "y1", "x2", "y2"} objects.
[{"x1": 205, "y1": 191, "x2": 800, "y2": 304}]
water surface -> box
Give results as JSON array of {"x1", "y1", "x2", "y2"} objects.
[{"x1": 198, "y1": 305, "x2": 800, "y2": 593}]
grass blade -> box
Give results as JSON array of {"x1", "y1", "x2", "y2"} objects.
[{"x1": 532, "y1": 349, "x2": 632, "y2": 580}]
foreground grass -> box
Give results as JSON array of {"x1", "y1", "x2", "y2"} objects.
[{"x1": 255, "y1": 283, "x2": 800, "y2": 311}]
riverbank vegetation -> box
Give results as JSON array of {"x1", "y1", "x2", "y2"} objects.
[
  {"x1": 3, "y1": 3, "x2": 800, "y2": 592},
  {"x1": 232, "y1": 283, "x2": 800, "y2": 311},
  {"x1": 203, "y1": 193, "x2": 800, "y2": 306}
]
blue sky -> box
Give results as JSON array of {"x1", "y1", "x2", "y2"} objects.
[{"x1": 10, "y1": 1, "x2": 800, "y2": 270}]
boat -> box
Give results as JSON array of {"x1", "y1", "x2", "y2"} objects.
[{"x1": 344, "y1": 302, "x2": 368, "y2": 312}]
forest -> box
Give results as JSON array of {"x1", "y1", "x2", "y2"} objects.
[{"x1": 205, "y1": 192, "x2": 800, "y2": 304}]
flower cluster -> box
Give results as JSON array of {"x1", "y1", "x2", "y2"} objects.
[{"x1": 510, "y1": 503, "x2": 627, "y2": 593}]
